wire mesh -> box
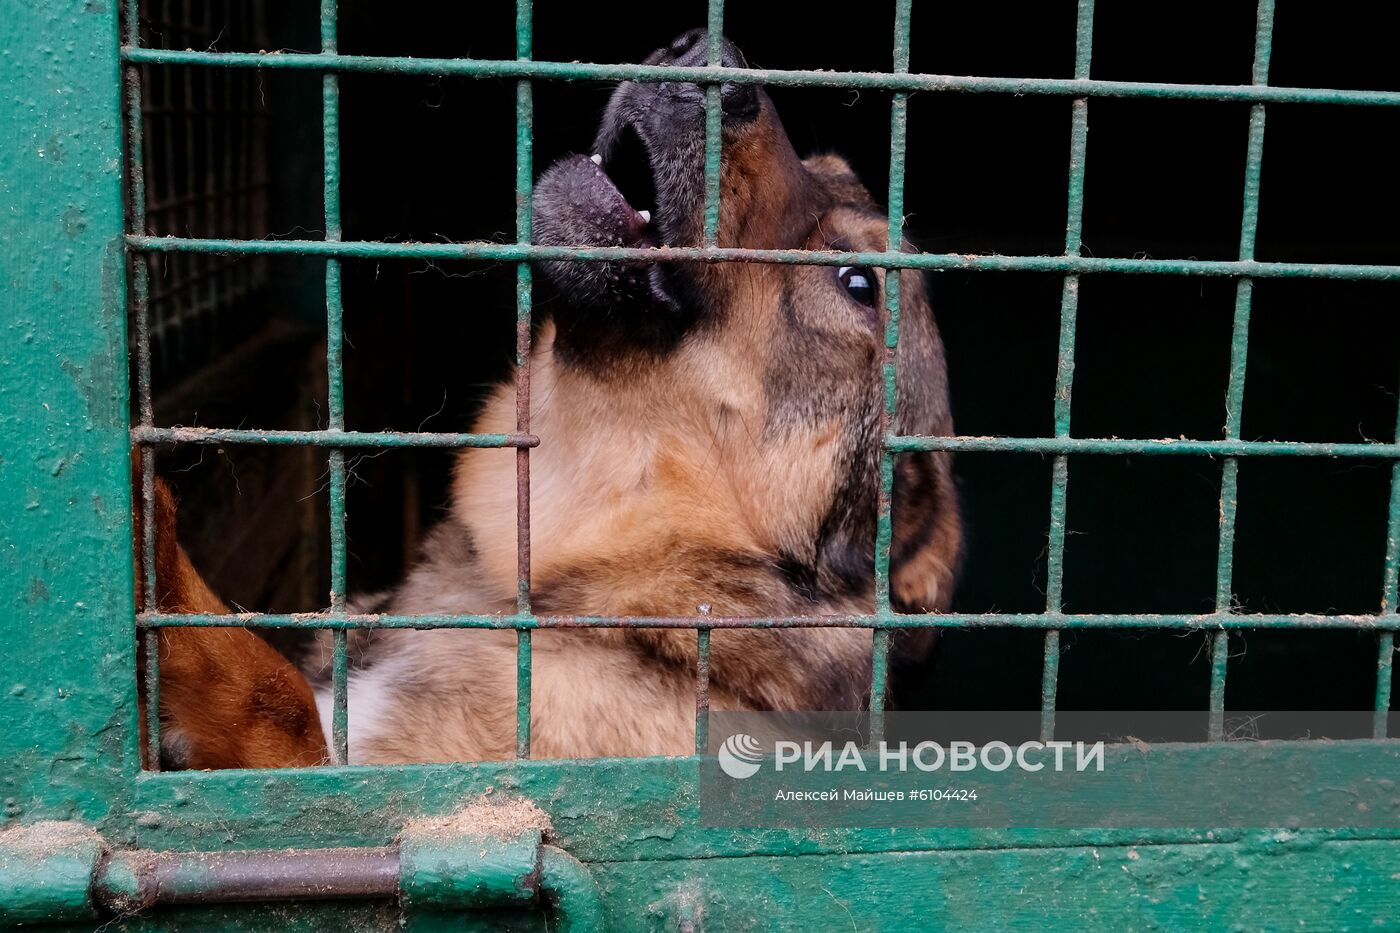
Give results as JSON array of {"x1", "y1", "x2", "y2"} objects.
[{"x1": 121, "y1": 0, "x2": 1400, "y2": 767}]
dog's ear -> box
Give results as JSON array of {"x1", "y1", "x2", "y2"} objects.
[
  {"x1": 890, "y1": 450, "x2": 963, "y2": 614},
  {"x1": 803, "y1": 154, "x2": 880, "y2": 211}
]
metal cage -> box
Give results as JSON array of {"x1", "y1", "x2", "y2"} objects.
[{"x1": 4, "y1": 0, "x2": 1400, "y2": 927}]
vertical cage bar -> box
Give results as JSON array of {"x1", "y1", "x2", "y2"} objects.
[
  {"x1": 702, "y1": 2, "x2": 725, "y2": 247},
  {"x1": 514, "y1": 0, "x2": 535, "y2": 759},
  {"x1": 1378, "y1": 633, "x2": 1396, "y2": 738},
  {"x1": 1210, "y1": 0, "x2": 1275, "y2": 741},
  {"x1": 694, "y1": 627, "x2": 711, "y2": 754},
  {"x1": 1042, "y1": 0, "x2": 1095, "y2": 743},
  {"x1": 1376, "y1": 367, "x2": 1400, "y2": 737},
  {"x1": 693, "y1": 0, "x2": 725, "y2": 749},
  {"x1": 870, "y1": 0, "x2": 913, "y2": 744},
  {"x1": 125, "y1": 0, "x2": 162, "y2": 769},
  {"x1": 321, "y1": 0, "x2": 350, "y2": 765}
]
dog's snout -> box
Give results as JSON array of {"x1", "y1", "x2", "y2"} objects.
[
  {"x1": 662, "y1": 29, "x2": 749, "y2": 69},
  {"x1": 655, "y1": 30, "x2": 759, "y2": 122}
]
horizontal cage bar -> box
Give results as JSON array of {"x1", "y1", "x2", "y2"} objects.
[
  {"x1": 118, "y1": 48, "x2": 1400, "y2": 107},
  {"x1": 139, "y1": 611, "x2": 1400, "y2": 631},
  {"x1": 889, "y1": 436, "x2": 1400, "y2": 458},
  {"x1": 127, "y1": 428, "x2": 1400, "y2": 459},
  {"x1": 126, "y1": 237, "x2": 1400, "y2": 281},
  {"x1": 133, "y1": 426, "x2": 539, "y2": 448}
]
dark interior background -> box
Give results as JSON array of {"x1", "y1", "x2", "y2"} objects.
[{"x1": 138, "y1": 0, "x2": 1399, "y2": 717}]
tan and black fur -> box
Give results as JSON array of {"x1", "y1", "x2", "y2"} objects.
[{"x1": 305, "y1": 31, "x2": 963, "y2": 764}]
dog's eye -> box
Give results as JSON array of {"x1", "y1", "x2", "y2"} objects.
[{"x1": 837, "y1": 265, "x2": 877, "y2": 308}]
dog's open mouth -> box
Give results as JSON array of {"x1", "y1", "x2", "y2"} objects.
[
  {"x1": 532, "y1": 31, "x2": 762, "y2": 318},
  {"x1": 599, "y1": 123, "x2": 659, "y2": 239}
]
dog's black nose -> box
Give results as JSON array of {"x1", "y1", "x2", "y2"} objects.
[{"x1": 661, "y1": 29, "x2": 760, "y2": 122}]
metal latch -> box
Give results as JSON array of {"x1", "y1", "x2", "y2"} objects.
[{"x1": 0, "y1": 800, "x2": 601, "y2": 928}]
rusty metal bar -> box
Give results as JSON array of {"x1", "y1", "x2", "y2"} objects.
[
  {"x1": 118, "y1": 47, "x2": 1400, "y2": 108},
  {"x1": 95, "y1": 846, "x2": 401, "y2": 909},
  {"x1": 1210, "y1": 0, "x2": 1276, "y2": 742},
  {"x1": 133, "y1": 426, "x2": 540, "y2": 448},
  {"x1": 694, "y1": 627, "x2": 711, "y2": 755},
  {"x1": 78, "y1": 833, "x2": 602, "y2": 926},
  {"x1": 122, "y1": 0, "x2": 162, "y2": 771},
  {"x1": 513, "y1": 0, "x2": 535, "y2": 761}
]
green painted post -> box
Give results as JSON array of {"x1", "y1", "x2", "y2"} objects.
[{"x1": 0, "y1": 0, "x2": 140, "y2": 823}]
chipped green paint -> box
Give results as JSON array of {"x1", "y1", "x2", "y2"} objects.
[
  {"x1": 0, "y1": 0, "x2": 139, "y2": 826},
  {"x1": 0, "y1": 823, "x2": 104, "y2": 924},
  {"x1": 398, "y1": 830, "x2": 538, "y2": 911}
]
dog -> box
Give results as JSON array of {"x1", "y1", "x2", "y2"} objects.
[
  {"x1": 132, "y1": 452, "x2": 327, "y2": 769},
  {"x1": 142, "y1": 30, "x2": 961, "y2": 767}
]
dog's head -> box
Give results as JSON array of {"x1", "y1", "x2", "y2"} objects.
[{"x1": 530, "y1": 30, "x2": 960, "y2": 616}]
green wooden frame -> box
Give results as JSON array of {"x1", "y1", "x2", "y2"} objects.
[{"x1": 4, "y1": 0, "x2": 1400, "y2": 927}]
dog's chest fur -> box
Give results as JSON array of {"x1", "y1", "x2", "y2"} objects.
[{"x1": 319, "y1": 321, "x2": 879, "y2": 763}]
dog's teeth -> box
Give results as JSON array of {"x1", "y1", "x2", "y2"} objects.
[
  {"x1": 589, "y1": 153, "x2": 603, "y2": 165},
  {"x1": 638, "y1": 210, "x2": 651, "y2": 224}
]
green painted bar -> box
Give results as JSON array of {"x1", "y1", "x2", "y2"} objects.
[
  {"x1": 321, "y1": 0, "x2": 350, "y2": 765},
  {"x1": 1378, "y1": 633, "x2": 1396, "y2": 739},
  {"x1": 331, "y1": 628, "x2": 348, "y2": 763},
  {"x1": 702, "y1": 4, "x2": 724, "y2": 247},
  {"x1": 889, "y1": 435, "x2": 1400, "y2": 458},
  {"x1": 127, "y1": 426, "x2": 1400, "y2": 458},
  {"x1": 1210, "y1": 0, "x2": 1276, "y2": 741},
  {"x1": 1042, "y1": 0, "x2": 1095, "y2": 742},
  {"x1": 514, "y1": 0, "x2": 535, "y2": 759},
  {"x1": 138, "y1": 611, "x2": 1400, "y2": 631},
  {"x1": 1378, "y1": 362, "x2": 1400, "y2": 737},
  {"x1": 870, "y1": 0, "x2": 912, "y2": 743},
  {"x1": 118, "y1": 47, "x2": 1400, "y2": 107},
  {"x1": 126, "y1": 235, "x2": 1400, "y2": 279}
]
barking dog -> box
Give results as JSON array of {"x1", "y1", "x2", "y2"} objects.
[
  {"x1": 310, "y1": 31, "x2": 962, "y2": 763},
  {"x1": 139, "y1": 30, "x2": 961, "y2": 768}
]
